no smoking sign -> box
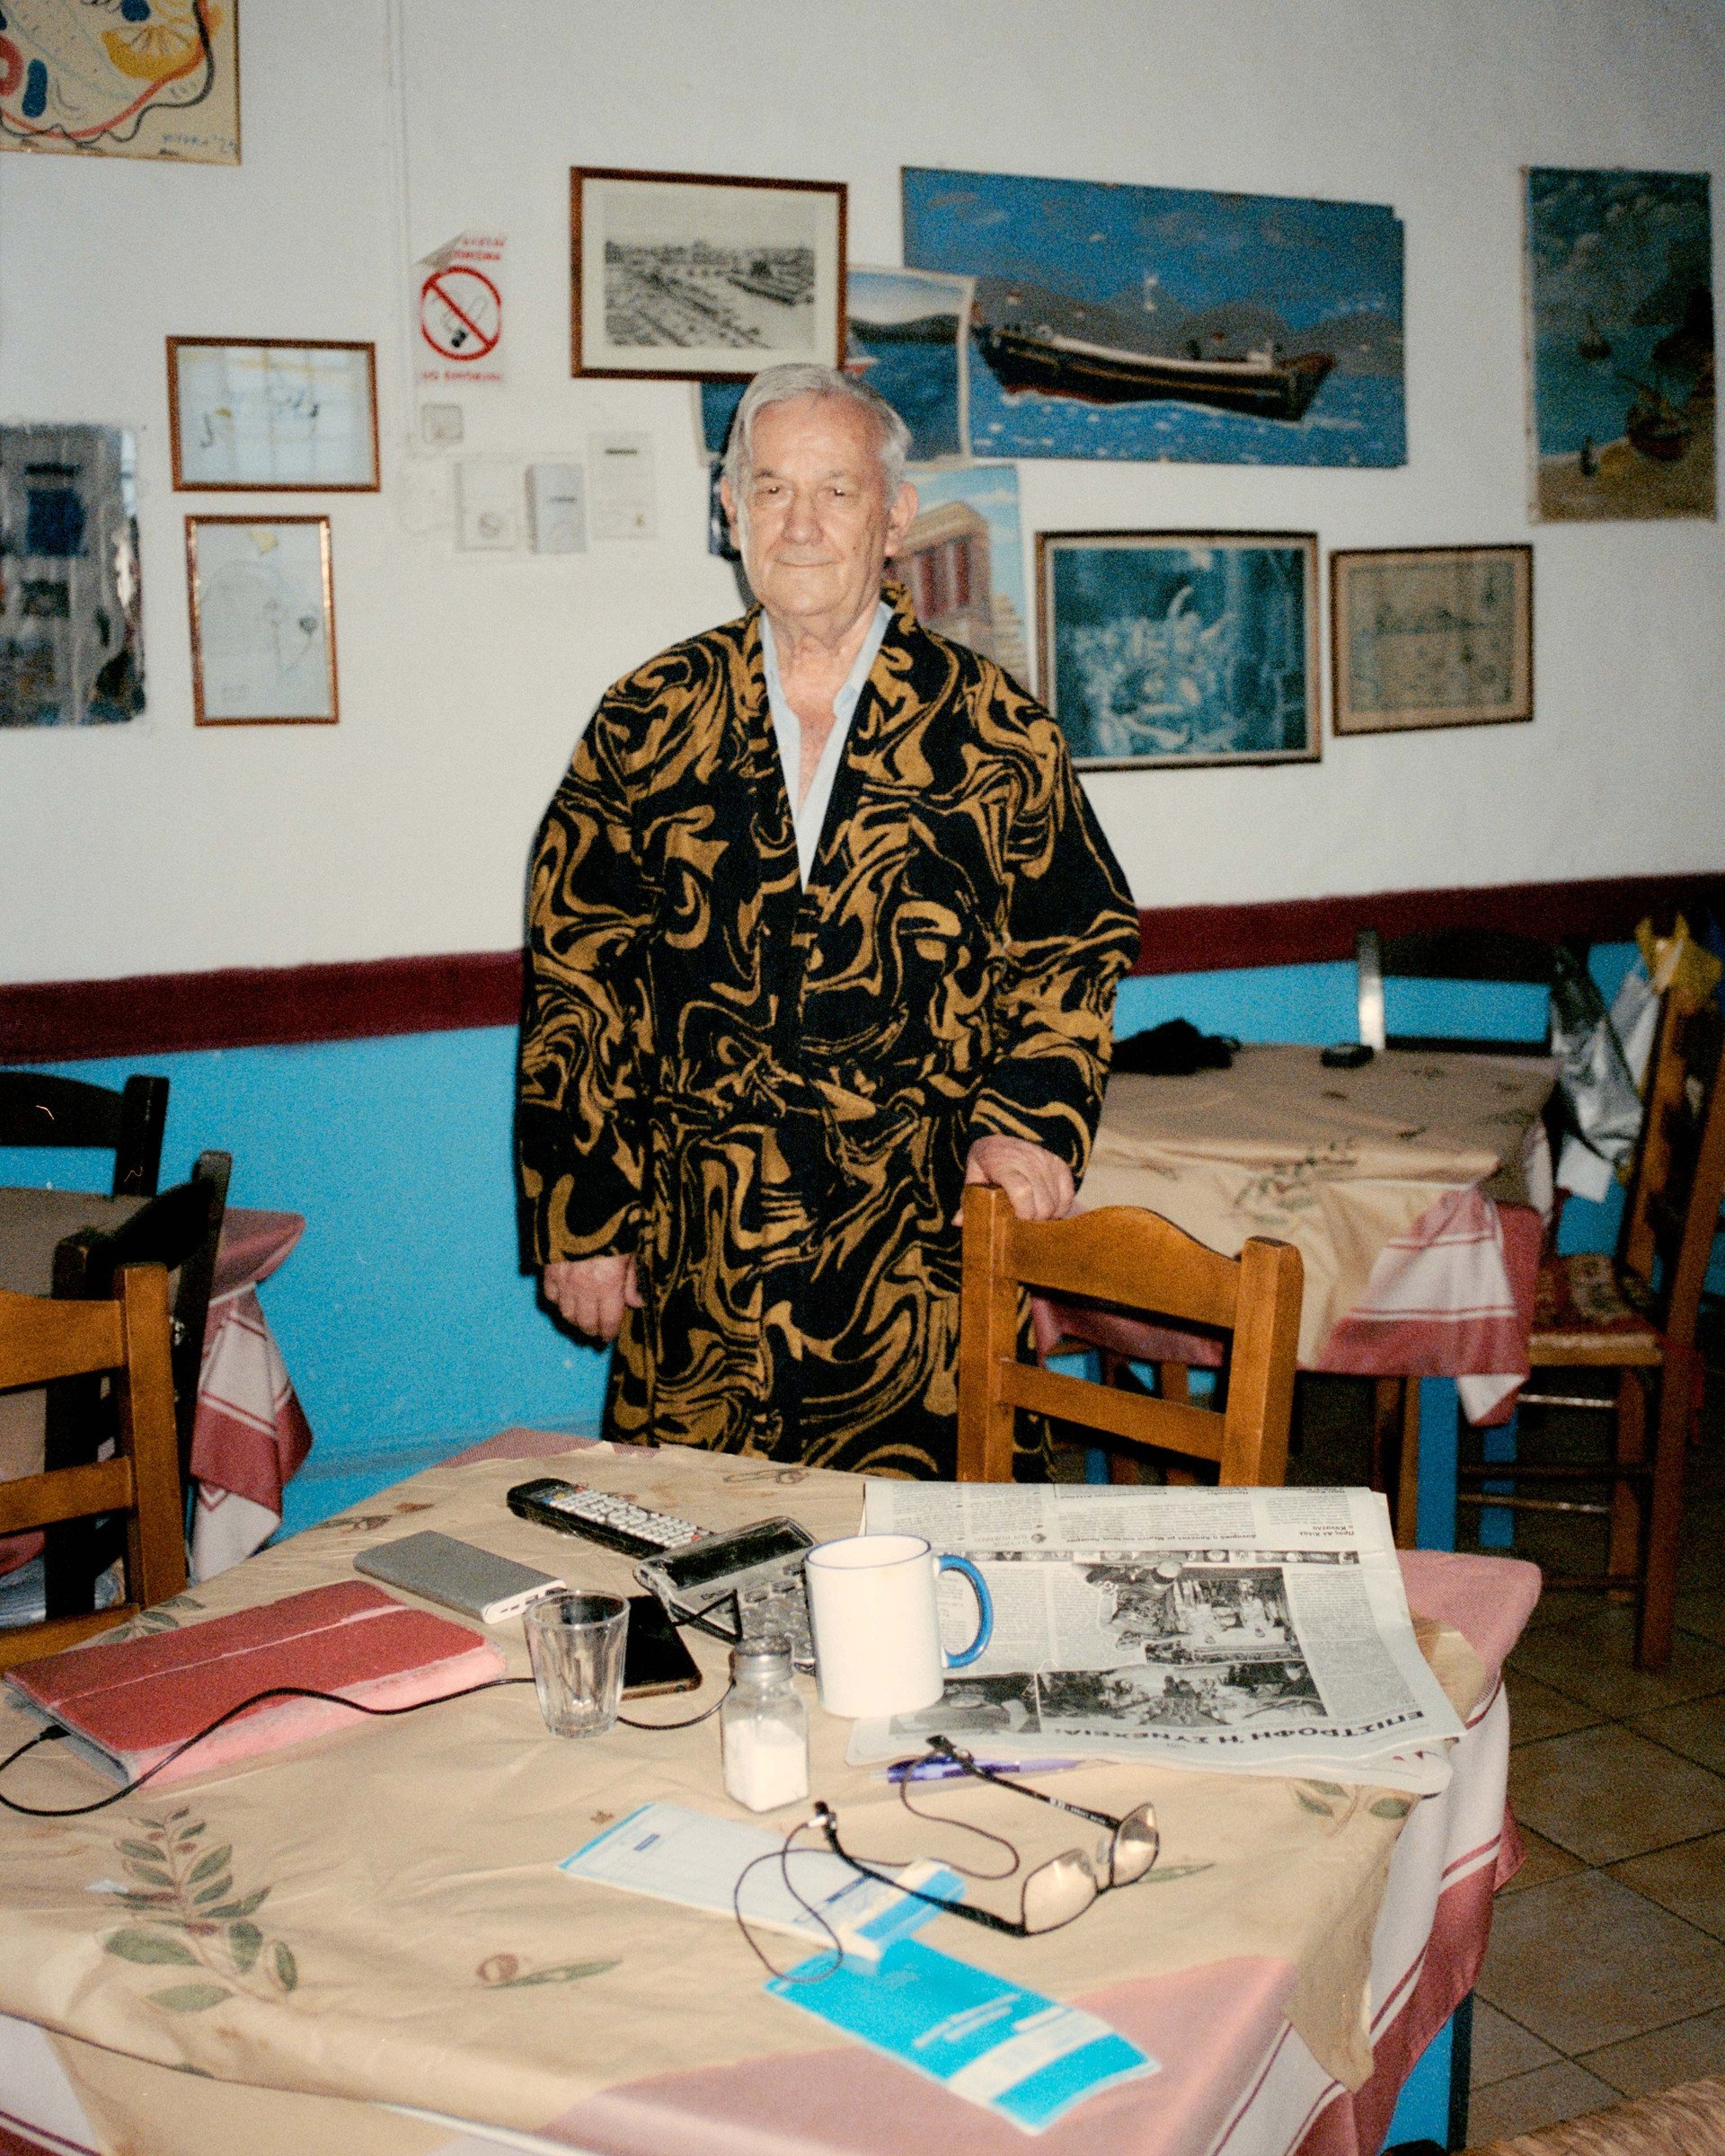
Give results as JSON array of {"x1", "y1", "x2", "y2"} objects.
[
  {"x1": 420, "y1": 264, "x2": 501, "y2": 363},
  {"x1": 413, "y1": 234, "x2": 507, "y2": 391}
]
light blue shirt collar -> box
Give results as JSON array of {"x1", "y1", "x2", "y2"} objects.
[{"x1": 759, "y1": 597, "x2": 891, "y2": 887}]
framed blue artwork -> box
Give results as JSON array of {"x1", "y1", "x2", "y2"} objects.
[
  {"x1": 1036, "y1": 531, "x2": 1320, "y2": 771},
  {"x1": 902, "y1": 165, "x2": 1404, "y2": 468}
]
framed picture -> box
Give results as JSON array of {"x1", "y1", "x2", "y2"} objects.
[
  {"x1": 1036, "y1": 531, "x2": 1320, "y2": 771},
  {"x1": 186, "y1": 516, "x2": 338, "y2": 727},
  {"x1": 1523, "y1": 168, "x2": 1713, "y2": 523},
  {"x1": 168, "y1": 339, "x2": 379, "y2": 490},
  {"x1": 1, "y1": 425, "x2": 146, "y2": 728},
  {"x1": 1, "y1": 0, "x2": 240, "y2": 164},
  {"x1": 1331, "y1": 545, "x2": 1533, "y2": 736},
  {"x1": 571, "y1": 165, "x2": 845, "y2": 381}
]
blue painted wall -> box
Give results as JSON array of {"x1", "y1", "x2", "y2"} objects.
[{"x1": 7, "y1": 944, "x2": 1650, "y2": 1534}]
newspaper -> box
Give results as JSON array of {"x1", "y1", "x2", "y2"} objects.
[{"x1": 852, "y1": 1486, "x2": 1463, "y2": 1789}]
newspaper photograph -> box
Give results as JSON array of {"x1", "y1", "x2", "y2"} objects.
[{"x1": 852, "y1": 1486, "x2": 1462, "y2": 1787}]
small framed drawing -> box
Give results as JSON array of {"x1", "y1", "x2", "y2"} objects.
[
  {"x1": 186, "y1": 517, "x2": 338, "y2": 727},
  {"x1": 1331, "y1": 545, "x2": 1533, "y2": 735},
  {"x1": 168, "y1": 339, "x2": 379, "y2": 490},
  {"x1": 571, "y1": 165, "x2": 845, "y2": 381},
  {"x1": 1036, "y1": 530, "x2": 1321, "y2": 771}
]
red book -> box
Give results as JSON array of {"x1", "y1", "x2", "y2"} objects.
[{"x1": 4, "y1": 1580, "x2": 506, "y2": 1785}]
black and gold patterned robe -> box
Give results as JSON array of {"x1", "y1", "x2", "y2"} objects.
[{"x1": 518, "y1": 584, "x2": 1138, "y2": 1478}]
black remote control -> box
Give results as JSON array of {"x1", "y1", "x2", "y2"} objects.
[{"x1": 506, "y1": 1477, "x2": 706, "y2": 1560}]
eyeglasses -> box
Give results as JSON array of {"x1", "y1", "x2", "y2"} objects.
[{"x1": 813, "y1": 1735, "x2": 1158, "y2": 1939}]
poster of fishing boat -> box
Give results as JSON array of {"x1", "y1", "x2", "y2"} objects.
[
  {"x1": 1524, "y1": 167, "x2": 1715, "y2": 523},
  {"x1": 901, "y1": 166, "x2": 1404, "y2": 468}
]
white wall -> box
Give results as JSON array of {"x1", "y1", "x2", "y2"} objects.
[{"x1": 4, "y1": 0, "x2": 1722, "y2": 987}]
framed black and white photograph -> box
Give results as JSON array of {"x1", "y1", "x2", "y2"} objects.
[
  {"x1": 168, "y1": 339, "x2": 379, "y2": 491},
  {"x1": 1036, "y1": 530, "x2": 1321, "y2": 771},
  {"x1": 186, "y1": 515, "x2": 338, "y2": 727},
  {"x1": 1331, "y1": 545, "x2": 1533, "y2": 735},
  {"x1": 571, "y1": 165, "x2": 845, "y2": 382}
]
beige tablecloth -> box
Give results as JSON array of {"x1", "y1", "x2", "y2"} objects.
[
  {"x1": 0, "y1": 1442, "x2": 1491, "y2": 2153},
  {"x1": 1081, "y1": 1048, "x2": 1554, "y2": 1364}
]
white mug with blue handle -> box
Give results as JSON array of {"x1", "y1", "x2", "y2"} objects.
[{"x1": 804, "y1": 1533, "x2": 994, "y2": 1719}]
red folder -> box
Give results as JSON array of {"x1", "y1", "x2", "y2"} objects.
[{"x1": 3, "y1": 1580, "x2": 506, "y2": 1785}]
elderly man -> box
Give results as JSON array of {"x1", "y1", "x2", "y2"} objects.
[{"x1": 518, "y1": 361, "x2": 1137, "y2": 1479}]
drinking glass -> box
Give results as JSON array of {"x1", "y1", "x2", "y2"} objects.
[{"x1": 524, "y1": 1590, "x2": 629, "y2": 1737}]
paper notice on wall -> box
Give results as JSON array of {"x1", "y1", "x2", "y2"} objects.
[
  {"x1": 588, "y1": 432, "x2": 657, "y2": 539},
  {"x1": 416, "y1": 233, "x2": 507, "y2": 391}
]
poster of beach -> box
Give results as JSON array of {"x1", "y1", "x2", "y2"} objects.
[
  {"x1": 901, "y1": 166, "x2": 1404, "y2": 468},
  {"x1": 1525, "y1": 168, "x2": 1715, "y2": 523}
]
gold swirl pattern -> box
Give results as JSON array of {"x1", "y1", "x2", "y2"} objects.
[{"x1": 518, "y1": 585, "x2": 1138, "y2": 1478}]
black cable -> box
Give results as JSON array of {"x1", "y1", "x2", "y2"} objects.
[
  {"x1": 0, "y1": 1675, "x2": 541, "y2": 1817},
  {"x1": 894, "y1": 1766, "x2": 1022, "y2": 1880},
  {"x1": 617, "y1": 1681, "x2": 731, "y2": 1731},
  {"x1": 0, "y1": 1725, "x2": 69, "y2": 1779},
  {"x1": 730, "y1": 1823, "x2": 845, "y2": 1985}
]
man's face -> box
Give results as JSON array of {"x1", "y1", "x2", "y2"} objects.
[{"x1": 722, "y1": 394, "x2": 916, "y2": 636}]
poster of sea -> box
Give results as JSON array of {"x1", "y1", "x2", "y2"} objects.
[
  {"x1": 701, "y1": 265, "x2": 971, "y2": 464},
  {"x1": 901, "y1": 165, "x2": 1404, "y2": 468},
  {"x1": 1524, "y1": 168, "x2": 1715, "y2": 523}
]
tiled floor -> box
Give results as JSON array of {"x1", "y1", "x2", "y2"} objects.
[
  {"x1": 1271, "y1": 1324, "x2": 1725, "y2": 2146},
  {"x1": 1449, "y1": 1327, "x2": 1725, "y2": 2144}
]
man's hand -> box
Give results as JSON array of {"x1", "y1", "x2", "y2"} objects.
[
  {"x1": 542, "y1": 1254, "x2": 641, "y2": 1342},
  {"x1": 963, "y1": 1135, "x2": 1075, "y2": 1222}
]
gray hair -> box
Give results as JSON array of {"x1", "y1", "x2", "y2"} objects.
[{"x1": 721, "y1": 361, "x2": 912, "y2": 507}]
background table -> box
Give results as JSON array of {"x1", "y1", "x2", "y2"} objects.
[
  {"x1": 0, "y1": 1432, "x2": 1536, "y2": 2156},
  {"x1": 1046, "y1": 1049, "x2": 1555, "y2": 1544},
  {"x1": 0, "y1": 1192, "x2": 312, "y2": 1586}
]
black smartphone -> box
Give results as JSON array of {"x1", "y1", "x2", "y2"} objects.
[{"x1": 623, "y1": 1594, "x2": 702, "y2": 1698}]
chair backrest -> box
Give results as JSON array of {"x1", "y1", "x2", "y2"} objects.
[
  {"x1": 1356, "y1": 927, "x2": 1558, "y2": 1056},
  {"x1": 38, "y1": 1152, "x2": 231, "y2": 1621},
  {"x1": 957, "y1": 1184, "x2": 1304, "y2": 1486},
  {"x1": 1620, "y1": 987, "x2": 1725, "y2": 1349},
  {"x1": 0, "y1": 1265, "x2": 187, "y2": 1669},
  {"x1": 0, "y1": 1070, "x2": 169, "y2": 1197},
  {"x1": 51, "y1": 1150, "x2": 232, "y2": 1471}
]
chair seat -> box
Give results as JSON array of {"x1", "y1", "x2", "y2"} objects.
[{"x1": 1529, "y1": 1251, "x2": 1663, "y2": 1366}]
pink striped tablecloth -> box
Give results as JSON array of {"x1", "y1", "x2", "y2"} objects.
[
  {"x1": 0, "y1": 1194, "x2": 311, "y2": 1583},
  {"x1": 188, "y1": 1209, "x2": 313, "y2": 1580},
  {"x1": 1046, "y1": 1049, "x2": 1556, "y2": 1429}
]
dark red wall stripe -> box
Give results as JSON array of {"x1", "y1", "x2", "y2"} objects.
[
  {"x1": 1128, "y1": 872, "x2": 1725, "y2": 977},
  {"x1": 2, "y1": 873, "x2": 1720, "y2": 1066},
  {"x1": 0, "y1": 951, "x2": 527, "y2": 1065}
]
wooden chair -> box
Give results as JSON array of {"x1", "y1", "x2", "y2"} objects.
[
  {"x1": 0, "y1": 1070, "x2": 169, "y2": 1197},
  {"x1": 957, "y1": 1183, "x2": 1304, "y2": 1486},
  {"x1": 1356, "y1": 927, "x2": 1568, "y2": 1533},
  {"x1": 1454, "y1": 985, "x2": 1725, "y2": 1669},
  {"x1": 41, "y1": 1152, "x2": 231, "y2": 1619},
  {"x1": 0, "y1": 1265, "x2": 187, "y2": 1670}
]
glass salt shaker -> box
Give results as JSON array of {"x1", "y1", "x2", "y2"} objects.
[{"x1": 721, "y1": 1635, "x2": 809, "y2": 1812}]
